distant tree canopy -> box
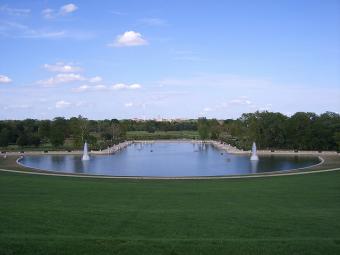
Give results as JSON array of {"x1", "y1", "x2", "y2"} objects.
[
  {"x1": 0, "y1": 112, "x2": 339, "y2": 151},
  {"x1": 200, "y1": 111, "x2": 340, "y2": 151},
  {"x1": 0, "y1": 117, "x2": 196, "y2": 150}
]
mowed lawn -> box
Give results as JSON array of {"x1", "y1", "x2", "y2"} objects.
[{"x1": 0, "y1": 170, "x2": 340, "y2": 255}]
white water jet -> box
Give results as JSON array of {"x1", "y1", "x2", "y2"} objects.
[
  {"x1": 82, "y1": 142, "x2": 90, "y2": 161},
  {"x1": 250, "y1": 142, "x2": 259, "y2": 161}
]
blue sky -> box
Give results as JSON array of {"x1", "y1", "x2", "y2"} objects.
[{"x1": 0, "y1": 0, "x2": 339, "y2": 120}]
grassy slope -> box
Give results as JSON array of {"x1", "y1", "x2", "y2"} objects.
[{"x1": 0, "y1": 165, "x2": 340, "y2": 254}]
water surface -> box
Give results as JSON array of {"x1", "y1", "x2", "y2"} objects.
[{"x1": 20, "y1": 142, "x2": 320, "y2": 177}]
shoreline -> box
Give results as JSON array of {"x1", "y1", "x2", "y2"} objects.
[
  {"x1": 13, "y1": 154, "x2": 326, "y2": 179},
  {"x1": 2, "y1": 155, "x2": 340, "y2": 180},
  {"x1": 1, "y1": 139, "x2": 339, "y2": 156},
  {"x1": 0, "y1": 141, "x2": 340, "y2": 180},
  {"x1": 0, "y1": 140, "x2": 339, "y2": 179}
]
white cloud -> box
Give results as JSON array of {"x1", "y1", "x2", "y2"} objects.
[
  {"x1": 111, "y1": 83, "x2": 142, "y2": 90},
  {"x1": 93, "y1": 84, "x2": 107, "y2": 90},
  {"x1": 111, "y1": 83, "x2": 126, "y2": 90},
  {"x1": 0, "y1": 75, "x2": 12, "y2": 83},
  {"x1": 129, "y1": 83, "x2": 142, "y2": 89},
  {"x1": 259, "y1": 104, "x2": 273, "y2": 111},
  {"x1": 73, "y1": 85, "x2": 90, "y2": 92},
  {"x1": 39, "y1": 63, "x2": 104, "y2": 88},
  {"x1": 60, "y1": 4, "x2": 78, "y2": 15},
  {"x1": 124, "y1": 102, "x2": 134, "y2": 107},
  {"x1": 42, "y1": 3, "x2": 78, "y2": 19},
  {"x1": 220, "y1": 97, "x2": 255, "y2": 109},
  {"x1": 43, "y1": 62, "x2": 82, "y2": 73},
  {"x1": 74, "y1": 83, "x2": 142, "y2": 92},
  {"x1": 199, "y1": 96, "x2": 258, "y2": 117},
  {"x1": 55, "y1": 100, "x2": 71, "y2": 109},
  {"x1": 41, "y1": 8, "x2": 54, "y2": 19},
  {"x1": 229, "y1": 98, "x2": 252, "y2": 105},
  {"x1": 108, "y1": 31, "x2": 148, "y2": 47},
  {"x1": 38, "y1": 73, "x2": 85, "y2": 87},
  {"x1": 73, "y1": 84, "x2": 107, "y2": 92},
  {"x1": 0, "y1": 5, "x2": 30, "y2": 16},
  {"x1": 88, "y1": 76, "x2": 103, "y2": 83}
]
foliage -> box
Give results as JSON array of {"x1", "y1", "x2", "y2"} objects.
[
  {"x1": 0, "y1": 128, "x2": 10, "y2": 147},
  {"x1": 227, "y1": 111, "x2": 340, "y2": 150},
  {"x1": 197, "y1": 118, "x2": 210, "y2": 140},
  {"x1": 0, "y1": 111, "x2": 339, "y2": 151}
]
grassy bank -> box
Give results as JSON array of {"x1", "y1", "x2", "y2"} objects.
[{"x1": 0, "y1": 157, "x2": 340, "y2": 254}]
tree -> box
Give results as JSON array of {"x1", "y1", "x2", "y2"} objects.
[
  {"x1": 146, "y1": 121, "x2": 157, "y2": 133},
  {"x1": 38, "y1": 120, "x2": 51, "y2": 140},
  {"x1": 49, "y1": 117, "x2": 67, "y2": 147},
  {"x1": 49, "y1": 129, "x2": 65, "y2": 147},
  {"x1": 111, "y1": 123, "x2": 121, "y2": 142},
  {"x1": 69, "y1": 116, "x2": 89, "y2": 147},
  {"x1": 198, "y1": 118, "x2": 209, "y2": 140},
  {"x1": 209, "y1": 119, "x2": 221, "y2": 139},
  {"x1": 286, "y1": 112, "x2": 316, "y2": 150},
  {"x1": 0, "y1": 128, "x2": 10, "y2": 147},
  {"x1": 29, "y1": 134, "x2": 41, "y2": 147},
  {"x1": 16, "y1": 134, "x2": 28, "y2": 147},
  {"x1": 334, "y1": 132, "x2": 340, "y2": 151}
]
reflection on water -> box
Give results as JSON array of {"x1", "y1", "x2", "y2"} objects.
[
  {"x1": 250, "y1": 160, "x2": 258, "y2": 173},
  {"x1": 20, "y1": 142, "x2": 320, "y2": 177}
]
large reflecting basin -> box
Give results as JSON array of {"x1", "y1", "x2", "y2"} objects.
[{"x1": 19, "y1": 142, "x2": 320, "y2": 177}]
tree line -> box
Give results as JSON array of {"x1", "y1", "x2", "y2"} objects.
[
  {"x1": 198, "y1": 111, "x2": 340, "y2": 151},
  {"x1": 0, "y1": 116, "x2": 197, "y2": 150},
  {"x1": 0, "y1": 111, "x2": 339, "y2": 151}
]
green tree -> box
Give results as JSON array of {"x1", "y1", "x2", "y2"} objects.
[
  {"x1": 16, "y1": 134, "x2": 28, "y2": 147},
  {"x1": 69, "y1": 116, "x2": 89, "y2": 147},
  {"x1": 0, "y1": 128, "x2": 10, "y2": 147},
  {"x1": 38, "y1": 120, "x2": 51, "y2": 140},
  {"x1": 49, "y1": 129, "x2": 65, "y2": 147},
  {"x1": 286, "y1": 112, "x2": 316, "y2": 150},
  {"x1": 334, "y1": 132, "x2": 340, "y2": 151},
  {"x1": 49, "y1": 117, "x2": 67, "y2": 147},
  {"x1": 198, "y1": 118, "x2": 209, "y2": 140},
  {"x1": 29, "y1": 134, "x2": 41, "y2": 147}
]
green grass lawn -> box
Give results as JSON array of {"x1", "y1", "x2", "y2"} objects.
[
  {"x1": 0, "y1": 159, "x2": 340, "y2": 255},
  {"x1": 126, "y1": 130, "x2": 199, "y2": 140}
]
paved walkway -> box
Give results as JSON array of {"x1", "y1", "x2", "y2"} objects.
[{"x1": 1, "y1": 164, "x2": 340, "y2": 179}]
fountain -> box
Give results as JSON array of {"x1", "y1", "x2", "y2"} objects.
[
  {"x1": 82, "y1": 142, "x2": 90, "y2": 161},
  {"x1": 250, "y1": 142, "x2": 259, "y2": 161}
]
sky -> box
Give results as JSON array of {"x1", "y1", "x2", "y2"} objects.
[{"x1": 0, "y1": 0, "x2": 339, "y2": 120}]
